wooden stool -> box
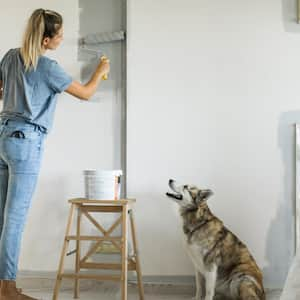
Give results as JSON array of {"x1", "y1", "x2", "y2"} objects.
[{"x1": 52, "y1": 198, "x2": 144, "y2": 300}]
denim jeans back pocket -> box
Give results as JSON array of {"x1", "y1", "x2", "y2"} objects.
[{"x1": 0, "y1": 127, "x2": 43, "y2": 162}]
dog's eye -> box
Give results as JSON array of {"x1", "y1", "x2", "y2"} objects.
[{"x1": 183, "y1": 185, "x2": 188, "y2": 189}]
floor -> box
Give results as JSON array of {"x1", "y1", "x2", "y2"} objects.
[{"x1": 14, "y1": 278, "x2": 282, "y2": 300}]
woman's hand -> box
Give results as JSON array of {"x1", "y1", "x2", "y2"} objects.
[
  {"x1": 65, "y1": 56, "x2": 111, "y2": 101},
  {"x1": 97, "y1": 56, "x2": 110, "y2": 79}
]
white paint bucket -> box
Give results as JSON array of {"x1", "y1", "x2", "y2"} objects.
[{"x1": 83, "y1": 169, "x2": 122, "y2": 200}]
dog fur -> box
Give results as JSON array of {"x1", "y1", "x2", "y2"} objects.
[{"x1": 166, "y1": 179, "x2": 265, "y2": 300}]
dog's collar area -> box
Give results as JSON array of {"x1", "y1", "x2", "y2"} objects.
[
  {"x1": 184, "y1": 219, "x2": 210, "y2": 237},
  {"x1": 166, "y1": 192, "x2": 183, "y2": 200},
  {"x1": 181, "y1": 205, "x2": 198, "y2": 214}
]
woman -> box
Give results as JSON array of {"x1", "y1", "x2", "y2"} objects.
[{"x1": 0, "y1": 8, "x2": 110, "y2": 299}]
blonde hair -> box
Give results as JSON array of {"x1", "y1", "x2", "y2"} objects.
[{"x1": 20, "y1": 9, "x2": 63, "y2": 71}]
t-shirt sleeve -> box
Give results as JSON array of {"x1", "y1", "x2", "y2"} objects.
[
  {"x1": 0, "y1": 49, "x2": 14, "y2": 82},
  {"x1": 47, "y1": 60, "x2": 73, "y2": 93}
]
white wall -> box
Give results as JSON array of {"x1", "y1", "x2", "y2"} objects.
[
  {"x1": 127, "y1": 0, "x2": 299, "y2": 288},
  {"x1": 0, "y1": 0, "x2": 124, "y2": 272}
]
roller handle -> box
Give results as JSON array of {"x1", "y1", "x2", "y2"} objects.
[{"x1": 100, "y1": 56, "x2": 109, "y2": 80}]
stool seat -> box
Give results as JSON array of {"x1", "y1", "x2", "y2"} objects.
[
  {"x1": 68, "y1": 198, "x2": 136, "y2": 205},
  {"x1": 52, "y1": 198, "x2": 144, "y2": 300}
]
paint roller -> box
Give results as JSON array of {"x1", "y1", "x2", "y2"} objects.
[{"x1": 79, "y1": 31, "x2": 126, "y2": 80}]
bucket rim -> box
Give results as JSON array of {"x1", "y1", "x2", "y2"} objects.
[{"x1": 83, "y1": 169, "x2": 123, "y2": 175}]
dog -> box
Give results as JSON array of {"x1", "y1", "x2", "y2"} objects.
[{"x1": 166, "y1": 179, "x2": 265, "y2": 300}]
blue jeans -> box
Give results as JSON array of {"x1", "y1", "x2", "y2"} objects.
[{"x1": 0, "y1": 118, "x2": 46, "y2": 279}]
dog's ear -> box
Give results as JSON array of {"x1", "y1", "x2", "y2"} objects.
[{"x1": 196, "y1": 189, "x2": 213, "y2": 203}]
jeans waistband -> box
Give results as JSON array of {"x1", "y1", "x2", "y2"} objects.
[{"x1": 0, "y1": 118, "x2": 46, "y2": 134}]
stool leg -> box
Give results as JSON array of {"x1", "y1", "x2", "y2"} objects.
[
  {"x1": 74, "y1": 205, "x2": 82, "y2": 298},
  {"x1": 52, "y1": 204, "x2": 76, "y2": 300},
  {"x1": 129, "y1": 210, "x2": 144, "y2": 300},
  {"x1": 121, "y1": 204, "x2": 128, "y2": 300}
]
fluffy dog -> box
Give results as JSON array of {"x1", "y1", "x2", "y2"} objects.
[{"x1": 166, "y1": 179, "x2": 265, "y2": 300}]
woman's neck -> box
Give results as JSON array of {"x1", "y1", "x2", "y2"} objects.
[{"x1": 41, "y1": 47, "x2": 47, "y2": 55}]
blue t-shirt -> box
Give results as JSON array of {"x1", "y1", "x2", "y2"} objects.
[{"x1": 0, "y1": 48, "x2": 72, "y2": 133}]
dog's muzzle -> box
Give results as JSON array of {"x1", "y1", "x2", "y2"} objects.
[{"x1": 166, "y1": 192, "x2": 183, "y2": 200}]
